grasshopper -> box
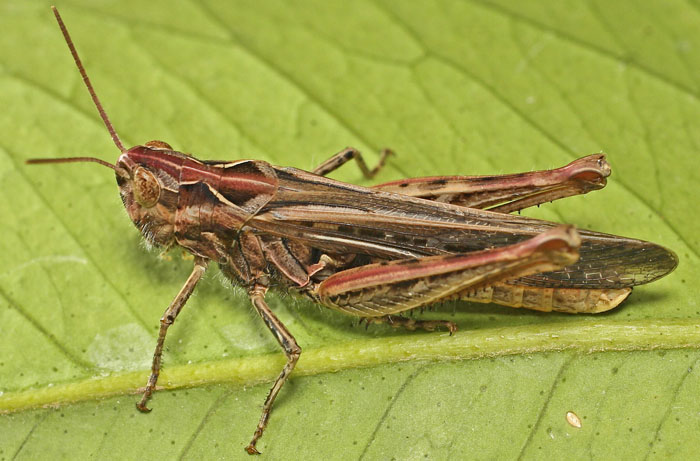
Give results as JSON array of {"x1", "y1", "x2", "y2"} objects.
[{"x1": 27, "y1": 8, "x2": 678, "y2": 454}]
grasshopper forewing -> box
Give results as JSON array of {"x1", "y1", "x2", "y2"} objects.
[{"x1": 25, "y1": 7, "x2": 678, "y2": 454}]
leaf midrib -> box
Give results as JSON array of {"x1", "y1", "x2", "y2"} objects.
[{"x1": 2, "y1": 318, "x2": 698, "y2": 414}]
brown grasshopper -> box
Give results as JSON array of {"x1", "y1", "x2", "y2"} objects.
[{"x1": 27, "y1": 7, "x2": 678, "y2": 454}]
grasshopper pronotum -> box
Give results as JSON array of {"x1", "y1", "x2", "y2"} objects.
[{"x1": 27, "y1": 7, "x2": 677, "y2": 454}]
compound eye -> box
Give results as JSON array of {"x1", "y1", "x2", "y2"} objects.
[{"x1": 133, "y1": 167, "x2": 161, "y2": 208}]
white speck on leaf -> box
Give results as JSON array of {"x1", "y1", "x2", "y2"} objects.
[{"x1": 566, "y1": 411, "x2": 582, "y2": 428}]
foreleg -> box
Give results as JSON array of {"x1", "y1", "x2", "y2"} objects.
[{"x1": 136, "y1": 257, "x2": 208, "y2": 412}]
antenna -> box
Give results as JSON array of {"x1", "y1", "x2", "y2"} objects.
[
  {"x1": 27, "y1": 156, "x2": 121, "y2": 171},
  {"x1": 51, "y1": 6, "x2": 125, "y2": 152}
]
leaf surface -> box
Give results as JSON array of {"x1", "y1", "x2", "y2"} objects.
[{"x1": 1, "y1": 1, "x2": 698, "y2": 459}]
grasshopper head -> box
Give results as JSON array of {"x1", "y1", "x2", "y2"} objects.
[{"x1": 115, "y1": 141, "x2": 183, "y2": 247}]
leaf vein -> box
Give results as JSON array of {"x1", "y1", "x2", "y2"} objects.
[
  {"x1": 643, "y1": 353, "x2": 700, "y2": 460},
  {"x1": 11, "y1": 411, "x2": 50, "y2": 460},
  {"x1": 178, "y1": 388, "x2": 234, "y2": 460},
  {"x1": 517, "y1": 355, "x2": 574, "y2": 460},
  {"x1": 359, "y1": 363, "x2": 428, "y2": 460}
]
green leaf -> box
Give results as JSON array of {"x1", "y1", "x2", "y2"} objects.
[{"x1": 1, "y1": 1, "x2": 698, "y2": 459}]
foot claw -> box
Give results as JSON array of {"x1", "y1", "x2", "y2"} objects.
[
  {"x1": 446, "y1": 322, "x2": 458, "y2": 335},
  {"x1": 136, "y1": 402, "x2": 152, "y2": 413}
]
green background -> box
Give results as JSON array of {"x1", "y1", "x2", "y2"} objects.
[{"x1": 1, "y1": 1, "x2": 698, "y2": 459}]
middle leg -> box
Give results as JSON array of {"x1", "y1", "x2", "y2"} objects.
[
  {"x1": 312, "y1": 146, "x2": 394, "y2": 178},
  {"x1": 245, "y1": 284, "x2": 302, "y2": 455}
]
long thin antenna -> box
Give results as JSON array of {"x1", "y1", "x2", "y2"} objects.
[
  {"x1": 26, "y1": 156, "x2": 129, "y2": 178},
  {"x1": 51, "y1": 6, "x2": 125, "y2": 152},
  {"x1": 27, "y1": 156, "x2": 119, "y2": 170}
]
